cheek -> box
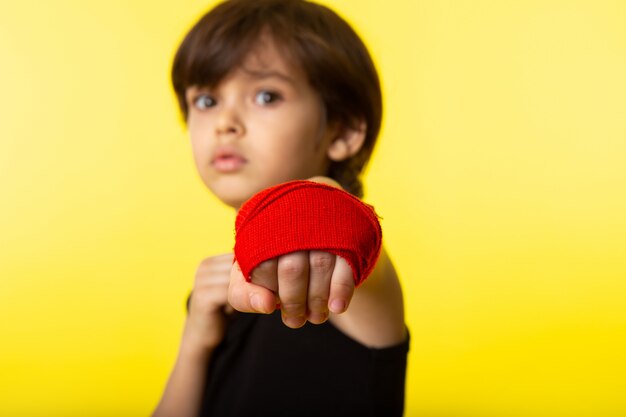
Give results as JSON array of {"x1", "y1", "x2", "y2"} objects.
[
  {"x1": 188, "y1": 115, "x2": 210, "y2": 144},
  {"x1": 268, "y1": 115, "x2": 321, "y2": 151}
]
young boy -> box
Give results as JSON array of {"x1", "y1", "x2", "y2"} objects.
[{"x1": 153, "y1": 1, "x2": 408, "y2": 416}]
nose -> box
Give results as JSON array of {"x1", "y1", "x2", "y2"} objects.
[{"x1": 215, "y1": 103, "x2": 244, "y2": 138}]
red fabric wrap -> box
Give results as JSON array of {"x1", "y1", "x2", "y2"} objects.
[{"x1": 234, "y1": 180, "x2": 382, "y2": 287}]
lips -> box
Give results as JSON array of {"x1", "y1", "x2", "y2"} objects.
[{"x1": 211, "y1": 146, "x2": 247, "y2": 173}]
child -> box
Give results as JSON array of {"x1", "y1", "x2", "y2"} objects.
[{"x1": 153, "y1": 0, "x2": 408, "y2": 416}]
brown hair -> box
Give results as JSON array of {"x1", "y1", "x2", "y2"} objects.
[{"x1": 172, "y1": 0, "x2": 382, "y2": 197}]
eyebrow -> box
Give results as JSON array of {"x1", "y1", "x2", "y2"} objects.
[
  {"x1": 184, "y1": 68, "x2": 298, "y2": 98},
  {"x1": 240, "y1": 68, "x2": 297, "y2": 85}
]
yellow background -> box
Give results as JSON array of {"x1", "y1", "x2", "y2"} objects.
[{"x1": 1, "y1": 0, "x2": 625, "y2": 416}]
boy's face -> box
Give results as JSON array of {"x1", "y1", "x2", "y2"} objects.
[{"x1": 185, "y1": 38, "x2": 337, "y2": 209}]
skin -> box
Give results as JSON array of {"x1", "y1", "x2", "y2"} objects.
[
  {"x1": 185, "y1": 43, "x2": 339, "y2": 209},
  {"x1": 152, "y1": 38, "x2": 405, "y2": 417}
]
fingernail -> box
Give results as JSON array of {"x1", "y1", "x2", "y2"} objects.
[
  {"x1": 329, "y1": 299, "x2": 346, "y2": 313},
  {"x1": 283, "y1": 315, "x2": 306, "y2": 328},
  {"x1": 308, "y1": 312, "x2": 328, "y2": 324}
]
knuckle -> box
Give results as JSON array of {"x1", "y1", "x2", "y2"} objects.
[
  {"x1": 280, "y1": 301, "x2": 305, "y2": 315},
  {"x1": 309, "y1": 252, "x2": 334, "y2": 273},
  {"x1": 253, "y1": 259, "x2": 275, "y2": 276},
  {"x1": 200, "y1": 257, "x2": 215, "y2": 267},
  {"x1": 331, "y1": 279, "x2": 354, "y2": 295},
  {"x1": 195, "y1": 258, "x2": 214, "y2": 276},
  {"x1": 308, "y1": 295, "x2": 329, "y2": 309},
  {"x1": 190, "y1": 291, "x2": 223, "y2": 312},
  {"x1": 278, "y1": 256, "x2": 306, "y2": 277},
  {"x1": 193, "y1": 271, "x2": 213, "y2": 286},
  {"x1": 193, "y1": 273, "x2": 206, "y2": 286}
]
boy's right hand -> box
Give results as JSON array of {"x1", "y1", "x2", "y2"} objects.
[
  {"x1": 182, "y1": 253, "x2": 234, "y2": 356},
  {"x1": 228, "y1": 252, "x2": 356, "y2": 329}
]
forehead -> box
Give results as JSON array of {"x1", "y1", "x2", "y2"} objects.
[
  {"x1": 237, "y1": 36, "x2": 305, "y2": 80},
  {"x1": 181, "y1": 31, "x2": 313, "y2": 96}
]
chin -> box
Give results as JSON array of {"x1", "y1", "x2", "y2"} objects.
[
  {"x1": 211, "y1": 188, "x2": 254, "y2": 210},
  {"x1": 211, "y1": 190, "x2": 245, "y2": 210},
  {"x1": 208, "y1": 176, "x2": 295, "y2": 210},
  {"x1": 223, "y1": 198, "x2": 246, "y2": 210},
  {"x1": 205, "y1": 179, "x2": 250, "y2": 209}
]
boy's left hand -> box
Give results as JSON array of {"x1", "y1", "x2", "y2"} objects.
[{"x1": 228, "y1": 251, "x2": 355, "y2": 328}]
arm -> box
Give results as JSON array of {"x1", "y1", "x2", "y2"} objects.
[
  {"x1": 328, "y1": 248, "x2": 406, "y2": 348},
  {"x1": 298, "y1": 176, "x2": 405, "y2": 346},
  {"x1": 227, "y1": 177, "x2": 406, "y2": 348},
  {"x1": 152, "y1": 254, "x2": 233, "y2": 417},
  {"x1": 151, "y1": 325, "x2": 214, "y2": 417}
]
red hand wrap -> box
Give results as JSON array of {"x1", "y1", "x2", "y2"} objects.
[{"x1": 234, "y1": 180, "x2": 382, "y2": 287}]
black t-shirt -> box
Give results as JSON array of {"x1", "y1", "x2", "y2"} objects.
[{"x1": 200, "y1": 310, "x2": 409, "y2": 417}]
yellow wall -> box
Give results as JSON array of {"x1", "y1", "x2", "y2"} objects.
[{"x1": 1, "y1": 1, "x2": 625, "y2": 415}]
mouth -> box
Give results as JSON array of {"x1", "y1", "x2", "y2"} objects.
[{"x1": 211, "y1": 148, "x2": 247, "y2": 173}]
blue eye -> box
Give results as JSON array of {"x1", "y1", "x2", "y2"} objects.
[
  {"x1": 255, "y1": 90, "x2": 281, "y2": 105},
  {"x1": 193, "y1": 94, "x2": 216, "y2": 110}
]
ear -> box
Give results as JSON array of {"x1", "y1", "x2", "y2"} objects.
[{"x1": 327, "y1": 120, "x2": 367, "y2": 162}]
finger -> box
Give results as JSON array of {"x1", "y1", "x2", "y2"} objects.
[
  {"x1": 228, "y1": 261, "x2": 276, "y2": 314},
  {"x1": 189, "y1": 281, "x2": 230, "y2": 314},
  {"x1": 277, "y1": 251, "x2": 309, "y2": 328},
  {"x1": 250, "y1": 258, "x2": 279, "y2": 293},
  {"x1": 191, "y1": 254, "x2": 233, "y2": 309},
  {"x1": 187, "y1": 266, "x2": 232, "y2": 315},
  {"x1": 306, "y1": 251, "x2": 335, "y2": 324},
  {"x1": 211, "y1": 253, "x2": 236, "y2": 263},
  {"x1": 198, "y1": 253, "x2": 234, "y2": 270},
  {"x1": 328, "y1": 256, "x2": 355, "y2": 314},
  {"x1": 195, "y1": 254, "x2": 234, "y2": 283}
]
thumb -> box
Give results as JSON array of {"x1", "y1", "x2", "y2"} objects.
[{"x1": 229, "y1": 261, "x2": 277, "y2": 314}]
